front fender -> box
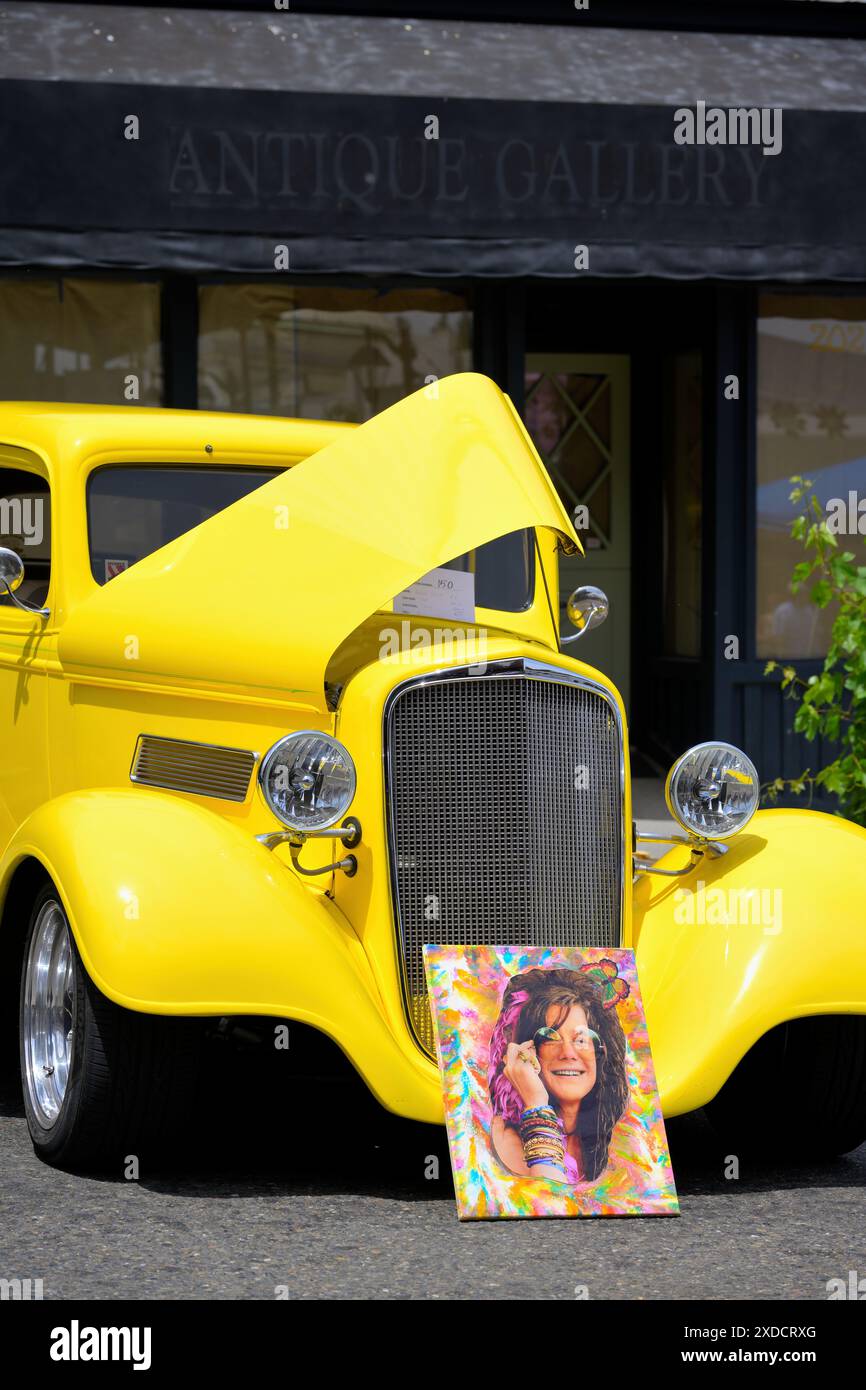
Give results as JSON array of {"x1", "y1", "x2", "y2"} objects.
[
  {"x1": 634, "y1": 808, "x2": 866, "y2": 1116},
  {"x1": 1, "y1": 789, "x2": 441, "y2": 1123}
]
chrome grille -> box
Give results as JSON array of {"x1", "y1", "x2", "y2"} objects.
[
  {"x1": 385, "y1": 664, "x2": 624, "y2": 1055},
  {"x1": 130, "y1": 735, "x2": 256, "y2": 802}
]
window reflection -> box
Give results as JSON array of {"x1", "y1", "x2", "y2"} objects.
[
  {"x1": 0, "y1": 279, "x2": 162, "y2": 404},
  {"x1": 198, "y1": 284, "x2": 472, "y2": 422},
  {"x1": 757, "y1": 293, "x2": 866, "y2": 659}
]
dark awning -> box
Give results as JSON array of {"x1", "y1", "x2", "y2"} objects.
[{"x1": 1, "y1": 4, "x2": 865, "y2": 280}]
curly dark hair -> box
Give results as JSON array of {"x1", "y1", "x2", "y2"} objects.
[{"x1": 489, "y1": 966, "x2": 629, "y2": 1182}]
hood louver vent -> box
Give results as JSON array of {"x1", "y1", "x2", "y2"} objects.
[{"x1": 130, "y1": 735, "x2": 256, "y2": 803}]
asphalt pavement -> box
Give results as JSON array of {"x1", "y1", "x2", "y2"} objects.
[{"x1": 1, "y1": 1065, "x2": 863, "y2": 1301}]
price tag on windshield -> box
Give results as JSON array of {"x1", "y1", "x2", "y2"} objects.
[{"x1": 393, "y1": 566, "x2": 475, "y2": 623}]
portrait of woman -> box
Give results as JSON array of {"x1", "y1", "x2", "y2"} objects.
[
  {"x1": 487, "y1": 965, "x2": 630, "y2": 1185},
  {"x1": 424, "y1": 945, "x2": 678, "y2": 1219}
]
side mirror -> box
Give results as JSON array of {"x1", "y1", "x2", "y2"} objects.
[
  {"x1": 0, "y1": 546, "x2": 49, "y2": 617},
  {"x1": 0, "y1": 547, "x2": 24, "y2": 594},
  {"x1": 561, "y1": 585, "x2": 609, "y2": 646}
]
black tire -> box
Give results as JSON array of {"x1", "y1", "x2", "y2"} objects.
[
  {"x1": 705, "y1": 1015, "x2": 866, "y2": 1160},
  {"x1": 19, "y1": 883, "x2": 204, "y2": 1171}
]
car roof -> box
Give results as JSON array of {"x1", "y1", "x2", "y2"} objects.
[{"x1": 0, "y1": 402, "x2": 357, "y2": 475}]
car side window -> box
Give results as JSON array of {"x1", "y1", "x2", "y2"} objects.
[
  {"x1": 0, "y1": 468, "x2": 51, "y2": 608},
  {"x1": 87, "y1": 465, "x2": 283, "y2": 585}
]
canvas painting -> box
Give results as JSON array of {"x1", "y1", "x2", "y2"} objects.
[{"x1": 423, "y1": 945, "x2": 680, "y2": 1220}]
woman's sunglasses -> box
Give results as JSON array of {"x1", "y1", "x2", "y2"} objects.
[{"x1": 533, "y1": 1025, "x2": 603, "y2": 1055}]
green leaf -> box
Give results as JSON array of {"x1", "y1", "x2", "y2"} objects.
[
  {"x1": 766, "y1": 512, "x2": 866, "y2": 826},
  {"x1": 811, "y1": 579, "x2": 833, "y2": 609},
  {"x1": 820, "y1": 765, "x2": 847, "y2": 794}
]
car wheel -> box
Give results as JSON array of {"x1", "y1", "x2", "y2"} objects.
[
  {"x1": 19, "y1": 883, "x2": 203, "y2": 1170},
  {"x1": 705, "y1": 1015, "x2": 866, "y2": 1161}
]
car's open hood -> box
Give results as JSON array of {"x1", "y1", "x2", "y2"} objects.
[{"x1": 59, "y1": 374, "x2": 581, "y2": 714}]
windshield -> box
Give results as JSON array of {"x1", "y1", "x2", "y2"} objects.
[
  {"x1": 426, "y1": 530, "x2": 533, "y2": 614},
  {"x1": 87, "y1": 465, "x2": 283, "y2": 585},
  {"x1": 88, "y1": 466, "x2": 534, "y2": 612}
]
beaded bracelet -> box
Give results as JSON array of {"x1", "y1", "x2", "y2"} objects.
[{"x1": 519, "y1": 1105, "x2": 566, "y2": 1178}]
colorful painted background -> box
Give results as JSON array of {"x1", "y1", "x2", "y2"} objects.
[{"x1": 424, "y1": 944, "x2": 680, "y2": 1221}]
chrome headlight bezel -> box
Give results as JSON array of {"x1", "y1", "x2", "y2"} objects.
[
  {"x1": 258, "y1": 730, "x2": 356, "y2": 832},
  {"x1": 665, "y1": 740, "x2": 760, "y2": 841}
]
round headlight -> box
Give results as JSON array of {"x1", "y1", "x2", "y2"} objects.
[
  {"x1": 259, "y1": 732, "x2": 356, "y2": 831},
  {"x1": 665, "y1": 741, "x2": 759, "y2": 841}
]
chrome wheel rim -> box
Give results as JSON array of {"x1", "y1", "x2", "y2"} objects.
[{"x1": 23, "y1": 900, "x2": 76, "y2": 1129}]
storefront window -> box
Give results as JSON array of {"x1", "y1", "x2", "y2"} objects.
[
  {"x1": 0, "y1": 278, "x2": 162, "y2": 404},
  {"x1": 198, "y1": 284, "x2": 473, "y2": 422},
  {"x1": 757, "y1": 293, "x2": 866, "y2": 658},
  {"x1": 662, "y1": 352, "x2": 702, "y2": 658}
]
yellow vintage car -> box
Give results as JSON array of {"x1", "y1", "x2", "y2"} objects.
[{"x1": 1, "y1": 374, "x2": 865, "y2": 1169}]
